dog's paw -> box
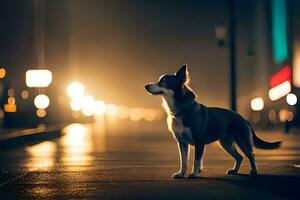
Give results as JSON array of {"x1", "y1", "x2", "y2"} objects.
[
  {"x1": 226, "y1": 169, "x2": 238, "y2": 175},
  {"x1": 172, "y1": 172, "x2": 185, "y2": 179},
  {"x1": 187, "y1": 173, "x2": 200, "y2": 179}
]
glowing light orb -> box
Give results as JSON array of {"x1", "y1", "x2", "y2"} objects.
[
  {"x1": 117, "y1": 105, "x2": 130, "y2": 119},
  {"x1": 67, "y1": 82, "x2": 85, "y2": 98},
  {"x1": 36, "y1": 109, "x2": 47, "y2": 118},
  {"x1": 129, "y1": 108, "x2": 142, "y2": 121},
  {"x1": 81, "y1": 95, "x2": 95, "y2": 117},
  {"x1": 26, "y1": 70, "x2": 52, "y2": 88},
  {"x1": 8, "y1": 97, "x2": 15, "y2": 105},
  {"x1": 106, "y1": 104, "x2": 118, "y2": 116},
  {"x1": 269, "y1": 81, "x2": 291, "y2": 101},
  {"x1": 250, "y1": 97, "x2": 264, "y2": 111},
  {"x1": 0, "y1": 68, "x2": 6, "y2": 79},
  {"x1": 94, "y1": 101, "x2": 106, "y2": 115},
  {"x1": 286, "y1": 93, "x2": 297, "y2": 106},
  {"x1": 34, "y1": 94, "x2": 50, "y2": 109},
  {"x1": 70, "y1": 98, "x2": 83, "y2": 111},
  {"x1": 21, "y1": 90, "x2": 29, "y2": 99}
]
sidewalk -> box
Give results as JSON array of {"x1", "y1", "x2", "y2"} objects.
[{"x1": 0, "y1": 124, "x2": 65, "y2": 148}]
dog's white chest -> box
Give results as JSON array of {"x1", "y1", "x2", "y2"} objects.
[{"x1": 167, "y1": 115, "x2": 195, "y2": 144}]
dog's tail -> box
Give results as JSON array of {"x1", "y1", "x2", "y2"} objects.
[{"x1": 250, "y1": 125, "x2": 282, "y2": 150}]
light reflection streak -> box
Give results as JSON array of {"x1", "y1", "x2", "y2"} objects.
[
  {"x1": 26, "y1": 141, "x2": 56, "y2": 171},
  {"x1": 61, "y1": 123, "x2": 94, "y2": 170}
]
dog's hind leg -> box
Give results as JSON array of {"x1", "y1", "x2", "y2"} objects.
[
  {"x1": 234, "y1": 125, "x2": 258, "y2": 176},
  {"x1": 219, "y1": 136, "x2": 243, "y2": 175}
]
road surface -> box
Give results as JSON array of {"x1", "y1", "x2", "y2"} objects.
[{"x1": 0, "y1": 120, "x2": 299, "y2": 199}]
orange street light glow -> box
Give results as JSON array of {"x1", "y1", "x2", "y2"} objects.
[
  {"x1": 0, "y1": 68, "x2": 6, "y2": 79},
  {"x1": 129, "y1": 108, "x2": 142, "y2": 121},
  {"x1": 67, "y1": 82, "x2": 85, "y2": 98},
  {"x1": 117, "y1": 105, "x2": 130, "y2": 119},
  {"x1": 26, "y1": 69, "x2": 52, "y2": 88},
  {"x1": 94, "y1": 100, "x2": 106, "y2": 115},
  {"x1": 81, "y1": 95, "x2": 95, "y2": 116},
  {"x1": 70, "y1": 98, "x2": 83, "y2": 111},
  {"x1": 293, "y1": 42, "x2": 300, "y2": 87},
  {"x1": 21, "y1": 90, "x2": 29, "y2": 99},
  {"x1": 279, "y1": 109, "x2": 293, "y2": 122},
  {"x1": 8, "y1": 97, "x2": 16, "y2": 105},
  {"x1": 106, "y1": 104, "x2": 118, "y2": 116},
  {"x1": 268, "y1": 80, "x2": 291, "y2": 101},
  {"x1": 7, "y1": 88, "x2": 14, "y2": 97},
  {"x1": 36, "y1": 109, "x2": 47, "y2": 118},
  {"x1": 4, "y1": 104, "x2": 17, "y2": 113}
]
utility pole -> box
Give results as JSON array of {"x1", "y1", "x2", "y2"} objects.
[{"x1": 229, "y1": 0, "x2": 237, "y2": 111}]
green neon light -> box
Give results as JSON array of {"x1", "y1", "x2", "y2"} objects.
[{"x1": 272, "y1": 0, "x2": 288, "y2": 64}]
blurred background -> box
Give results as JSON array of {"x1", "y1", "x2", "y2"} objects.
[
  {"x1": 2, "y1": 1, "x2": 300, "y2": 199},
  {"x1": 0, "y1": 0, "x2": 299, "y2": 132}
]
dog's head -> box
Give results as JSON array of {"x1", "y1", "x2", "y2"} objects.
[{"x1": 144, "y1": 64, "x2": 190, "y2": 96}]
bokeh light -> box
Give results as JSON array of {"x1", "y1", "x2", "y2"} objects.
[
  {"x1": 0, "y1": 68, "x2": 6, "y2": 79},
  {"x1": 36, "y1": 109, "x2": 47, "y2": 118},
  {"x1": 106, "y1": 104, "x2": 118, "y2": 116},
  {"x1": 269, "y1": 80, "x2": 291, "y2": 101},
  {"x1": 286, "y1": 93, "x2": 297, "y2": 106},
  {"x1": 94, "y1": 100, "x2": 106, "y2": 115},
  {"x1": 21, "y1": 90, "x2": 29, "y2": 99},
  {"x1": 81, "y1": 95, "x2": 95, "y2": 116},
  {"x1": 7, "y1": 88, "x2": 14, "y2": 97},
  {"x1": 268, "y1": 109, "x2": 277, "y2": 123},
  {"x1": 34, "y1": 94, "x2": 50, "y2": 109},
  {"x1": 26, "y1": 69, "x2": 52, "y2": 88},
  {"x1": 143, "y1": 109, "x2": 157, "y2": 121},
  {"x1": 250, "y1": 97, "x2": 264, "y2": 111},
  {"x1": 70, "y1": 98, "x2": 83, "y2": 111},
  {"x1": 129, "y1": 107, "x2": 142, "y2": 121},
  {"x1": 8, "y1": 97, "x2": 16, "y2": 105},
  {"x1": 279, "y1": 109, "x2": 294, "y2": 122},
  {"x1": 117, "y1": 105, "x2": 130, "y2": 119},
  {"x1": 4, "y1": 104, "x2": 17, "y2": 113},
  {"x1": 67, "y1": 82, "x2": 85, "y2": 98}
]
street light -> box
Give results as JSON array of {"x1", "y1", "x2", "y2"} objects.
[
  {"x1": 286, "y1": 93, "x2": 297, "y2": 105},
  {"x1": 34, "y1": 94, "x2": 50, "y2": 109},
  {"x1": 26, "y1": 69, "x2": 52, "y2": 87},
  {"x1": 251, "y1": 97, "x2": 264, "y2": 111},
  {"x1": 67, "y1": 82, "x2": 85, "y2": 98}
]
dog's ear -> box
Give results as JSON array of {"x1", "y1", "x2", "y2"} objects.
[{"x1": 176, "y1": 64, "x2": 190, "y2": 85}]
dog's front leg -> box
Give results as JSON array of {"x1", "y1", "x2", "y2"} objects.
[
  {"x1": 188, "y1": 144, "x2": 205, "y2": 178},
  {"x1": 172, "y1": 142, "x2": 189, "y2": 179}
]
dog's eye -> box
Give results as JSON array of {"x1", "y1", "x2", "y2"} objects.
[{"x1": 158, "y1": 78, "x2": 165, "y2": 86}]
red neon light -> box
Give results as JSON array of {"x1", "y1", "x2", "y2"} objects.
[{"x1": 270, "y1": 65, "x2": 291, "y2": 88}]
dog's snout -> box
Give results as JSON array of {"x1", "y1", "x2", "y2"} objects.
[{"x1": 145, "y1": 84, "x2": 151, "y2": 91}]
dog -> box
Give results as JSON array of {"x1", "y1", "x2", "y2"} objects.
[{"x1": 145, "y1": 64, "x2": 281, "y2": 179}]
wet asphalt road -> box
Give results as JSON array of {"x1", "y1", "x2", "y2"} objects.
[{"x1": 0, "y1": 120, "x2": 300, "y2": 200}]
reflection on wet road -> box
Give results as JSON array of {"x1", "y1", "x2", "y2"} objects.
[
  {"x1": 26, "y1": 141, "x2": 56, "y2": 171},
  {"x1": 0, "y1": 120, "x2": 300, "y2": 199}
]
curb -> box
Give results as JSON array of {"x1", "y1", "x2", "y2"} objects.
[{"x1": 0, "y1": 125, "x2": 64, "y2": 149}]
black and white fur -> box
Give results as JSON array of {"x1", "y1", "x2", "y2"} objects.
[{"x1": 145, "y1": 64, "x2": 281, "y2": 179}]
